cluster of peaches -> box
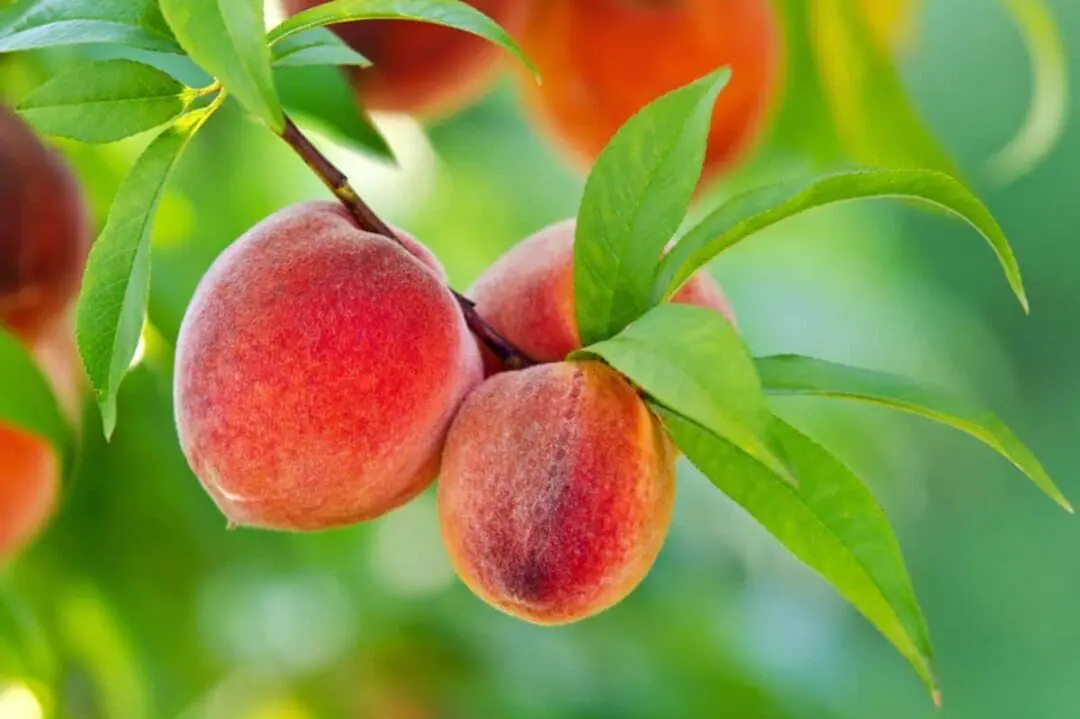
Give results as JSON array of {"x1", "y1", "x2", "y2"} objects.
[
  {"x1": 174, "y1": 204, "x2": 735, "y2": 625},
  {"x1": 0, "y1": 108, "x2": 87, "y2": 563}
]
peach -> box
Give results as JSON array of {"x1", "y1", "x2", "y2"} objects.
[
  {"x1": 469, "y1": 219, "x2": 736, "y2": 369},
  {"x1": 174, "y1": 201, "x2": 483, "y2": 531},
  {"x1": 280, "y1": 0, "x2": 529, "y2": 118},
  {"x1": 439, "y1": 360, "x2": 675, "y2": 624},
  {"x1": 519, "y1": 0, "x2": 781, "y2": 184},
  {"x1": 0, "y1": 107, "x2": 91, "y2": 340}
]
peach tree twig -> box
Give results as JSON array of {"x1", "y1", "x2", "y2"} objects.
[{"x1": 279, "y1": 115, "x2": 536, "y2": 371}]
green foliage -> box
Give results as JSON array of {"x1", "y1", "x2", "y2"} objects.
[
  {"x1": 576, "y1": 304, "x2": 794, "y2": 485},
  {"x1": 267, "y1": 0, "x2": 537, "y2": 78},
  {"x1": 573, "y1": 69, "x2": 730, "y2": 346},
  {"x1": 659, "y1": 407, "x2": 937, "y2": 700},
  {"x1": 271, "y1": 27, "x2": 370, "y2": 69},
  {"x1": 77, "y1": 119, "x2": 208, "y2": 438},
  {"x1": 0, "y1": 0, "x2": 179, "y2": 53},
  {"x1": 655, "y1": 169, "x2": 1029, "y2": 312},
  {"x1": 17, "y1": 60, "x2": 194, "y2": 144},
  {"x1": 159, "y1": 0, "x2": 284, "y2": 132},
  {"x1": 0, "y1": 328, "x2": 72, "y2": 471},
  {"x1": 757, "y1": 354, "x2": 1071, "y2": 511}
]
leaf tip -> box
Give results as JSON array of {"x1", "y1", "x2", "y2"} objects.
[
  {"x1": 98, "y1": 397, "x2": 117, "y2": 442},
  {"x1": 932, "y1": 689, "x2": 943, "y2": 709}
]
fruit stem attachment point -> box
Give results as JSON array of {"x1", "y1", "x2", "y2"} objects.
[{"x1": 278, "y1": 115, "x2": 536, "y2": 371}]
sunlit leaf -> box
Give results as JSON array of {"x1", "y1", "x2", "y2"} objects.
[
  {"x1": 810, "y1": 0, "x2": 958, "y2": 174},
  {"x1": 271, "y1": 27, "x2": 370, "y2": 68},
  {"x1": 659, "y1": 407, "x2": 938, "y2": 701},
  {"x1": 267, "y1": 0, "x2": 537, "y2": 78},
  {"x1": 757, "y1": 354, "x2": 1072, "y2": 512},
  {"x1": 576, "y1": 304, "x2": 794, "y2": 484},
  {"x1": 656, "y1": 169, "x2": 1028, "y2": 313},
  {"x1": 160, "y1": 0, "x2": 284, "y2": 132},
  {"x1": 0, "y1": 0, "x2": 179, "y2": 53},
  {"x1": 77, "y1": 117, "x2": 208, "y2": 438},
  {"x1": 985, "y1": 0, "x2": 1068, "y2": 184},
  {"x1": 575, "y1": 69, "x2": 730, "y2": 346},
  {"x1": 17, "y1": 60, "x2": 193, "y2": 144}
]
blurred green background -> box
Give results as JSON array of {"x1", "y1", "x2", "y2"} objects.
[{"x1": 2, "y1": 0, "x2": 1078, "y2": 716}]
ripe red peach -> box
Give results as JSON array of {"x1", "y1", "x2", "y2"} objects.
[
  {"x1": 280, "y1": 0, "x2": 529, "y2": 118},
  {"x1": 519, "y1": 0, "x2": 781, "y2": 184},
  {"x1": 174, "y1": 202, "x2": 482, "y2": 531},
  {"x1": 0, "y1": 107, "x2": 91, "y2": 340},
  {"x1": 470, "y1": 219, "x2": 736, "y2": 369},
  {"x1": 439, "y1": 360, "x2": 676, "y2": 624}
]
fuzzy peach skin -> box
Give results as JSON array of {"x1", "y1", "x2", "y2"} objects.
[
  {"x1": 281, "y1": 0, "x2": 529, "y2": 119},
  {"x1": 0, "y1": 320, "x2": 84, "y2": 562},
  {"x1": 519, "y1": 0, "x2": 781, "y2": 183},
  {"x1": 470, "y1": 219, "x2": 736, "y2": 369},
  {"x1": 0, "y1": 107, "x2": 91, "y2": 341},
  {"x1": 438, "y1": 360, "x2": 676, "y2": 624},
  {"x1": 174, "y1": 202, "x2": 483, "y2": 531}
]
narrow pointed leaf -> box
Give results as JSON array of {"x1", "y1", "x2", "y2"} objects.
[
  {"x1": 986, "y1": 0, "x2": 1068, "y2": 184},
  {"x1": 0, "y1": 0, "x2": 179, "y2": 53},
  {"x1": 575, "y1": 69, "x2": 730, "y2": 346},
  {"x1": 757, "y1": 354, "x2": 1071, "y2": 512},
  {"x1": 160, "y1": 0, "x2": 284, "y2": 132},
  {"x1": 576, "y1": 304, "x2": 794, "y2": 484},
  {"x1": 77, "y1": 119, "x2": 205, "y2": 438},
  {"x1": 0, "y1": 328, "x2": 72, "y2": 467},
  {"x1": 659, "y1": 406, "x2": 937, "y2": 697},
  {"x1": 809, "y1": 0, "x2": 958, "y2": 174},
  {"x1": 656, "y1": 169, "x2": 1028, "y2": 312},
  {"x1": 271, "y1": 27, "x2": 370, "y2": 68},
  {"x1": 17, "y1": 60, "x2": 192, "y2": 144},
  {"x1": 267, "y1": 0, "x2": 536, "y2": 77}
]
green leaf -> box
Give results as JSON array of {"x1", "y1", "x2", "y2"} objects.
[
  {"x1": 985, "y1": 0, "x2": 1068, "y2": 184},
  {"x1": 266, "y1": 0, "x2": 537, "y2": 78},
  {"x1": 757, "y1": 354, "x2": 1072, "y2": 512},
  {"x1": 0, "y1": 0, "x2": 179, "y2": 53},
  {"x1": 655, "y1": 169, "x2": 1029, "y2": 313},
  {"x1": 0, "y1": 328, "x2": 72, "y2": 467},
  {"x1": 77, "y1": 119, "x2": 205, "y2": 438},
  {"x1": 17, "y1": 60, "x2": 193, "y2": 144},
  {"x1": 659, "y1": 406, "x2": 938, "y2": 701},
  {"x1": 575, "y1": 303, "x2": 794, "y2": 485},
  {"x1": 809, "y1": 0, "x2": 958, "y2": 174},
  {"x1": 271, "y1": 27, "x2": 370, "y2": 68},
  {"x1": 159, "y1": 0, "x2": 284, "y2": 132},
  {"x1": 574, "y1": 69, "x2": 730, "y2": 347},
  {"x1": 275, "y1": 65, "x2": 393, "y2": 161}
]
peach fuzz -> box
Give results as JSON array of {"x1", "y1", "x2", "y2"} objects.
[
  {"x1": 174, "y1": 201, "x2": 482, "y2": 531},
  {"x1": 0, "y1": 107, "x2": 90, "y2": 341},
  {"x1": 519, "y1": 0, "x2": 781, "y2": 183},
  {"x1": 469, "y1": 219, "x2": 736, "y2": 369},
  {"x1": 438, "y1": 360, "x2": 676, "y2": 624},
  {"x1": 281, "y1": 0, "x2": 529, "y2": 118}
]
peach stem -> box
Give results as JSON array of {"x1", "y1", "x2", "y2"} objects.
[{"x1": 279, "y1": 116, "x2": 536, "y2": 370}]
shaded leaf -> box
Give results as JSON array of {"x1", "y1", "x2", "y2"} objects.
[
  {"x1": 656, "y1": 169, "x2": 1028, "y2": 312},
  {"x1": 77, "y1": 118, "x2": 206, "y2": 438},
  {"x1": 757, "y1": 354, "x2": 1072, "y2": 512},
  {"x1": 576, "y1": 304, "x2": 794, "y2": 484},
  {"x1": 0, "y1": 328, "x2": 72, "y2": 467},
  {"x1": 271, "y1": 27, "x2": 370, "y2": 68},
  {"x1": 160, "y1": 0, "x2": 284, "y2": 132},
  {"x1": 659, "y1": 406, "x2": 938, "y2": 700},
  {"x1": 575, "y1": 69, "x2": 730, "y2": 346},
  {"x1": 17, "y1": 60, "x2": 192, "y2": 144},
  {"x1": 0, "y1": 0, "x2": 179, "y2": 53}
]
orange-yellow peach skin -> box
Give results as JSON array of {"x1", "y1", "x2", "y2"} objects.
[
  {"x1": 519, "y1": 0, "x2": 781, "y2": 184},
  {"x1": 174, "y1": 202, "x2": 482, "y2": 531},
  {"x1": 281, "y1": 0, "x2": 529, "y2": 119},
  {"x1": 439, "y1": 361, "x2": 676, "y2": 624},
  {"x1": 470, "y1": 219, "x2": 736, "y2": 369}
]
